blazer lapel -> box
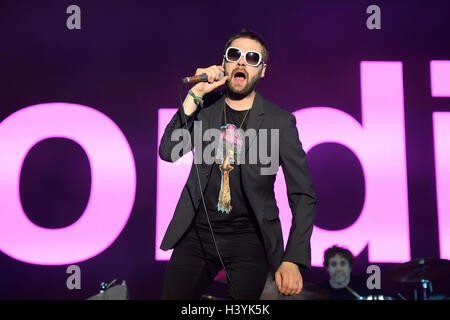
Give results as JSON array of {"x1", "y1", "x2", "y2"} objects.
[
  {"x1": 207, "y1": 94, "x2": 226, "y2": 132},
  {"x1": 197, "y1": 93, "x2": 225, "y2": 180},
  {"x1": 244, "y1": 91, "x2": 265, "y2": 157}
]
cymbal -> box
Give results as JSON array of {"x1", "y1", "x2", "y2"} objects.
[{"x1": 389, "y1": 257, "x2": 450, "y2": 283}]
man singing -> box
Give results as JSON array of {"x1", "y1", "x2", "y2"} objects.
[{"x1": 159, "y1": 30, "x2": 316, "y2": 300}]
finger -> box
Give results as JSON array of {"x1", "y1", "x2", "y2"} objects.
[
  {"x1": 279, "y1": 275, "x2": 286, "y2": 294},
  {"x1": 211, "y1": 75, "x2": 228, "y2": 89},
  {"x1": 212, "y1": 66, "x2": 222, "y2": 80},
  {"x1": 287, "y1": 278, "x2": 297, "y2": 295},
  {"x1": 292, "y1": 278, "x2": 302, "y2": 295},
  {"x1": 195, "y1": 68, "x2": 205, "y2": 76},
  {"x1": 198, "y1": 68, "x2": 212, "y2": 83},
  {"x1": 210, "y1": 69, "x2": 217, "y2": 83},
  {"x1": 287, "y1": 279, "x2": 297, "y2": 296},
  {"x1": 288, "y1": 278, "x2": 297, "y2": 295},
  {"x1": 217, "y1": 67, "x2": 225, "y2": 80},
  {"x1": 208, "y1": 66, "x2": 219, "y2": 82},
  {"x1": 281, "y1": 277, "x2": 291, "y2": 295},
  {"x1": 200, "y1": 68, "x2": 210, "y2": 83},
  {"x1": 296, "y1": 278, "x2": 303, "y2": 295},
  {"x1": 275, "y1": 272, "x2": 282, "y2": 292},
  {"x1": 205, "y1": 69, "x2": 214, "y2": 83}
]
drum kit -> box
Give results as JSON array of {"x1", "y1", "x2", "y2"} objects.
[
  {"x1": 388, "y1": 257, "x2": 450, "y2": 300},
  {"x1": 203, "y1": 258, "x2": 450, "y2": 300},
  {"x1": 295, "y1": 257, "x2": 450, "y2": 300},
  {"x1": 202, "y1": 257, "x2": 450, "y2": 300}
]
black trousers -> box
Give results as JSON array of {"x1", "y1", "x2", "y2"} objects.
[{"x1": 161, "y1": 225, "x2": 269, "y2": 300}]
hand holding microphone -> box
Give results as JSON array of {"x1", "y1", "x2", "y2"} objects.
[
  {"x1": 181, "y1": 65, "x2": 229, "y2": 116},
  {"x1": 183, "y1": 65, "x2": 228, "y2": 97},
  {"x1": 182, "y1": 68, "x2": 225, "y2": 84}
]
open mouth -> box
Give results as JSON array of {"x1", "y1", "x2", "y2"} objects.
[{"x1": 233, "y1": 71, "x2": 246, "y2": 82}]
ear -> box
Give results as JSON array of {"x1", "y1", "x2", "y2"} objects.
[
  {"x1": 222, "y1": 57, "x2": 225, "y2": 68},
  {"x1": 260, "y1": 63, "x2": 267, "y2": 78}
]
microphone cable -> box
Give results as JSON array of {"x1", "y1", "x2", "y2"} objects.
[{"x1": 176, "y1": 83, "x2": 237, "y2": 299}]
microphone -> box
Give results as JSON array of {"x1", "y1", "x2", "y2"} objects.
[{"x1": 182, "y1": 70, "x2": 224, "y2": 84}]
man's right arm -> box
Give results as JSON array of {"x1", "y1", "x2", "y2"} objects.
[
  {"x1": 158, "y1": 92, "x2": 200, "y2": 162},
  {"x1": 158, "y1": 65, "x2": 228, "y2": 162}
]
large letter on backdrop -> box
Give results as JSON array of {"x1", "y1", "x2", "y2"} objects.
[
  {"x1": 292, "y1": 61, "x2": 410, "y2": 265},
  {"x1": 0, "y1": 103, "x2": 136, "y2": 265},
  {"x1": 431, "y1": 60, "x2": 450, "y2": 260}
]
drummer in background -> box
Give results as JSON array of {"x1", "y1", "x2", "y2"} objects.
[{"x1": 321, "y1": 245, "x2": 383, "y2": 300}]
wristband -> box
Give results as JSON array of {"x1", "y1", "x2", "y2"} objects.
[{"x1": 188, "y1": 89, "x2": 204, "y2": 108}]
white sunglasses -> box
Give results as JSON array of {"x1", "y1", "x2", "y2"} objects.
[{"x1": 224, "y1": 47, "x2": 265, "y2": 67}]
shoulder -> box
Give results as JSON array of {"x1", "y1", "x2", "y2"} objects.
[
  {"x1": 258, "y1": 94, "x2": 294, "y2": 128},
  {"x1": 261, "y1": 96, "x2": 292, "y2": 119}
]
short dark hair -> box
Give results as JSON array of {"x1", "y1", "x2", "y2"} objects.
[
  {"x1": 323, "y1": 245, "x2": 355, "y2": 268},
  {"x1": 224, "y1": 29, "x2": 269, "y2": 63}
]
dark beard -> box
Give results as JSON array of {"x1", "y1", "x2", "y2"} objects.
[{"x1": 225, "y1": 68, "x2": 262, "y2": 100}]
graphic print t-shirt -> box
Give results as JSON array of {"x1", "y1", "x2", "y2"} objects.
[{"x1": 194, "y1": 103, "x2": 259, "y2": 235}]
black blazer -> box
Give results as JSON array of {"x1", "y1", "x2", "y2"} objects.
[{"x1": 158, "y1": 90, "x2": 316, "y2": 273}]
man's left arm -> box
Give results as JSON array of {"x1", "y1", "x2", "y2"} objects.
[{"x1": 275, "y1": 113, "x2": 316, "y2": 295}]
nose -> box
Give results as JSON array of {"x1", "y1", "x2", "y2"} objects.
[
  {"x1": 237, "y1": 54, "x2": 246, "y2": 67},
  {"x1": 334, "y1": 266, "x2": 343, "y2": 272}
]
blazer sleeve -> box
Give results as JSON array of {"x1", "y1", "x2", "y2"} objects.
[
  {"x1": 158, "y1": 107, "x2": 199, "y2": 163},
  {"x1": 279, "y1": 113, "x2": 317, "y2": 269}
]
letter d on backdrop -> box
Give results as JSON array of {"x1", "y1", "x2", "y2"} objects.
[{"x1": 291, "y1": 62, "x2": 410, "y2": 265}]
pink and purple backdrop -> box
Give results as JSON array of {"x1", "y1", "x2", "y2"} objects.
[{"x1": 0, "y1": 0, "x2": 449, "y2": 299}]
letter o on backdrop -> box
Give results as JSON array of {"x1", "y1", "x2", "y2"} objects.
[{"x1": 0, "y1": 103, "x2": 136, "y2": 265}]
